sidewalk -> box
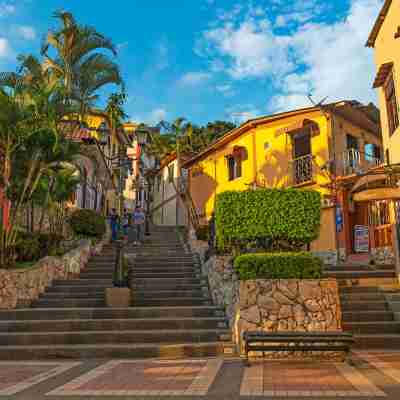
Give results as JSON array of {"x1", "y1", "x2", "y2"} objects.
[{"x1": 1, "y1": 351, "x2": 400, "y2": 399}]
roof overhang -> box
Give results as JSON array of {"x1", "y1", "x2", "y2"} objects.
[
  {"x1": 275, "y1": 118, "x2": 320, "y2": 136},
  {"x1": 372, "y1": 62, "x2": 393, "y2": 88},
  {"x1": 366, "y1": 0, "x2": 392, "y2": 47},
  {"x1": 353, "y1": 187, "x2": 400, "y2": 202}
]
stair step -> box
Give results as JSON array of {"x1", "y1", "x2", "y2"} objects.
[
  {"x1": 39, "y1": 292, "x2": 104, "y2": 299},
  {"x1": 0, "y1": 318, "x2": 228, "y2": 333},
  {"x1": 132, "y1": 278, "x2": 205, "y2": 288},
  {"x1": 343, "y1": 321, "x2": 400, "y2": 334},
  {"x1": 353, "y1": 334, "x2": 400, "y2": 349},
  {"x1": 342, "y1": 311, "x2": 394, "y2": 322},
  {"x1": 53, "y1": 279, "x2": 112, "y2": 286},
  {"x1": 341, "y1": 301, "x2": 388, "y2": 311},
  {"x1": 46, "y1": 286, "x2": 108, "y2": 294},
  {"x1": 0, "y1": 329, "x2": 230, "y2": 346},
  {"x1": 0, "y1": 342, "x2": 232, "y2": 360},
  {"x1": 325, "y1": 271, "x2": 396, "y2": 278},
  {"x1": 134, "y1": 298, "x2": 212, "y2": 307},
  {"x1": 340, "y1": 286, "x2": 380, "y2": 293},
  {"x1": 0, "y1": 306, "x2": 225, "y2": 321},
  {"x1": 134, "y1": 290, "x2": 207, "y2": 298},
  {"x1": 340, "y1": 293, "x2": 386, "y2": 301},
  {"x1": 32, "y1": 299, "x2": 105, "y2": 308},
  {"x1": 131, "y1": 272, "x2": 199, "y2": 279}
]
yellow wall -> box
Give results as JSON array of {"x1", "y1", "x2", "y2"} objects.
[
  {"x1": 189, "y1": 110, "x2": 332, "y2": 222},
  {"x1": 373, "y1": 0, "x2": 400, "y2": 163}
]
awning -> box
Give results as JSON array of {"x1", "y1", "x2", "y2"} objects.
[
  {"x1": 372, "y1": 62, "x2": 393, "y2": 88},
  {"x1": 351, "y1": 173, "x2": 387, "y2": 193},
  {"x1": 276, "y1": 118, "x2": 320, "y2": 136},
  {"x1": 353, "y1": 187, "x2": 400, "y2": 202}
]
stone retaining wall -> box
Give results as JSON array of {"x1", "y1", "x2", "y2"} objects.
[
  {"x1": 189, "y1": 239, "x2": 342, "y2": 358},
  {"x1": 234, "y1": 279, "x2": 342, "y2": 356},
  {"x1": 0, "y1": 237, "x2": 108, "y2": 309}
]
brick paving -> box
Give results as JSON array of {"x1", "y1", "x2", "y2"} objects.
[{"x1": 2, "y1": 353, "x2": 400, "y2": 399}]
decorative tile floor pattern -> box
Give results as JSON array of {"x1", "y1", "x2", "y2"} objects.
[
  {"x1": 359, "y1": 352, "x2": 400, "y2": 386},
  {"x1": 0, "y1": 362, "x2": 80, "y2": 396},
  {"x1": 240, "y1": 361, "x2": 386, "y2": 397},
  {"x1": 47, "y1": 358, "x2": 223, "y2": 396}
]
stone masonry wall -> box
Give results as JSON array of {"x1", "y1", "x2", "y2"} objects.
[
  {"x1": 0, "y1": 237, "x2": 108, "y2": 309},
  {"x1": 189, "y1": 239, "x2": 342, "y2": 357},
  {"x1": 234, "y1": 279, "x2": 342, "y2": 355}
]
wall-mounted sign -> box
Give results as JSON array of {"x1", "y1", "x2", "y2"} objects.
[
  {"x1": 335, "y1": 205, "x2": 343, "y2": 232},
  {"x1": 354, "y1": 225, "x2": 369, "y2": 253}
]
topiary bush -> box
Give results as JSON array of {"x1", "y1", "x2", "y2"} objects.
[
  {"x1": 69, "y1": 209, "x2": 106, "y2": 238},
  {"x1": 215, "y1": 188, "x2": 321, "y2": 251},
  {"x1": 234, "y1": 252, "x2": 323, "y2": 280}
]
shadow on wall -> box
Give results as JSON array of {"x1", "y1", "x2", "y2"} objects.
[{"x1": 191, "y1": 172, "x2": 218, "y2": 223}]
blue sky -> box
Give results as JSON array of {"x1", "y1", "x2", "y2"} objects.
[{"x1": 0, "y1": 0, "x2": 383, "y2": 125}]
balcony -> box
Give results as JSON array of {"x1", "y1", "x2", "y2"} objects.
[
  {"x1": 291, "y1": 154, "x2": 313, "y2": 186},
  {"x1": 339, "y1": 149, "x2": 383, "y2": 176}
]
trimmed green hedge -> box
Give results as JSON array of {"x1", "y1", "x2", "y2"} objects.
[
  {"x1": 215, "y1": 188, "x2": 321, "y2": 250},
  {"x1": 69, "y1": 209, "x2": 106, "y2": 238},
  {"x1": 234, "y1": 252, "x2": 323, "y2": 280}
]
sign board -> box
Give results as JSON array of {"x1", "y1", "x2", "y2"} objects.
[
  {"x1": 335, "y1": 206, "x2": 343, "y2": 233},
  {"x1": 354, "y1": 225, "x2": 369, "y2": 253}
]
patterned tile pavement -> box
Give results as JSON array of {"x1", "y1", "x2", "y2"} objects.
[
  {"x1": 0, "y1": 362, "x2": 80, "y2": 396},
  {"x1": 47, "y1": 358, "x2": 223, "y2": 396},
  {"x1": 240, "y1": 360, "x2": 386, "y2": 397},
  {"x1": 1, "y1": 354, "x2": 400, "y2": 398}
]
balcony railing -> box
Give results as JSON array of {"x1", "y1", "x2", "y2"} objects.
[
  {"x1": 339, "y1": 149, "x2": 383, "y2": 176},
  {"x1": 292, "y1": 154, "x2": 313, "y2": 185}
]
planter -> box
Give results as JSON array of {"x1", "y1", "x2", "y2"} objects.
[{"x1": 105, "y1": 288, "x2": 131, "y2": 308}]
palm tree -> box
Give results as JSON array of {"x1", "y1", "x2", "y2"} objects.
[{"x1": 41, "y1": 11, "x2": 118, "y2": 97}]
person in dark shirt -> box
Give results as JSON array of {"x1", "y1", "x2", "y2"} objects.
[{"x1": 109, "y1": 208, "x2": 119, "y2": 241}]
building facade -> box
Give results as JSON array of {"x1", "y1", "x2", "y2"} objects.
[
  {"x1": 184, "y1": 101, "x2": 385, "y2": 265},
  {"x1": 366, "y1": 0, "x2": 400, "y2": 268},
  {"x1": 151, "y1": 153, "x2": 188, "y2": 227}
]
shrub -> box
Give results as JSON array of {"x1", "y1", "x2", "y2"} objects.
[
  {"x1": 69, "y1": 209, "x2": 106, "y2": 238},
  {"x1": 234, "y1": 252, "x2": 323, "y2": 280},
  {"x1": 15, "y1": 234, "x2": 41, "y2": 262},
  {"x1": 215, "y1": 188, "x2": 321, "y2": 250}
]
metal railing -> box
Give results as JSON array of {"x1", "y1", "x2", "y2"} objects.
[
  {"x1": 291, "y1": 154, "x2": 313, "y2": 185},
  {"x1": 339, "y1": 149, "x2": 383, "y2": 176},
  {"x1": 113, "y1": 241, "x2": 128, "y2": 288}
]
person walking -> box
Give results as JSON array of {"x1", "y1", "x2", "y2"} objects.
[
  {"x1": 122, "y1": 208, "x2": 130, "y2": 242},
  {"x1": 132, "y1": 206, "x2": 145, "y2": 245},
  {"x1": 109, "y1": 208, "x2": 119, "y2": 242}
]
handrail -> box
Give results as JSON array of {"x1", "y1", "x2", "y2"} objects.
[{"x1": 113, "y1": 241, "x2": 127, "y2": 287}]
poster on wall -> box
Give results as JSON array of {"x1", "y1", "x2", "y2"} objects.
[{"x1": 354, "y1": 225, "x2": 370, "y2": 253}]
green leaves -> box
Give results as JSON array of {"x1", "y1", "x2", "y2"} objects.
[
  {"x1": 234, "y1": 252, "x2": 323, "y2": 280},
  {"x1": 215, "y1": 188, "x2": 321, "y2": 251}
]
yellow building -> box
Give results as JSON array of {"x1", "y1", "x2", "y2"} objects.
[
  {"x1": 184, "y1": 101, "x2": 383, "y2": 264},
  {"x1": 367, "y1": 0, "x2": 400, "y2": 164}
]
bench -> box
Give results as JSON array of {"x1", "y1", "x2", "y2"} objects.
[{"x1": 243, "y1": 331, "x2": 354, "y2": 365}]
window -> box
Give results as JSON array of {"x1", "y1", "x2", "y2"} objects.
[
  {"x1": 227, "y1": 156, "x2": 242, "y2": 181},
  {"x1": 369, "y1": 200, "x2": 391, "y2": 226},
  {"x1": 385, "y1": 73, "x2": 399, "y2": 136},
  {"x1": 346, "y1": 134, "x2": 359, "y2": 150}
]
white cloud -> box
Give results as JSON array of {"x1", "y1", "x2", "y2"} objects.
[
  {"x1": 130, "y1": 108, "x2": 168, "y2": 125},
  {"x1": 0, "y1": 3, "x2": 15, "y2": 17},
  {"x1": 199, "y1": 0, "x2": 383, "y2": 111},
  {"x1": 16, "y1": 26, "x2": 36, "y2": 40},
  {"x1": 178, "y1": 72, "x2": 212, "y2": 86},
  {"x1": 272, "y1": 0, "x2": 382, "y2": 111},
  {"x1": 0, "y1": 37, "x2": 11, "y2": 58},
  {"x1": 201, "y1": 17, "x2": 292, "y2": 79},
  {"x1": 216, "y1": 83, "x2": 235, "y2": 97},
  {"x1": 226, "y1": 104, "x2": 261, "y2": 123}
]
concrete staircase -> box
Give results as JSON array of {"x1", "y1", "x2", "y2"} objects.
[
  {"x1": 325, "y1": 263, "x2": 400, "y2": 349},
  {"x1": 0, "y1": 227, "x2": 233, "y2": 360}
]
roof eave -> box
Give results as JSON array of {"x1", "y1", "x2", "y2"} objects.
[{"x1": 366, "y1": 0, "x2": 392, "y2": 48}]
